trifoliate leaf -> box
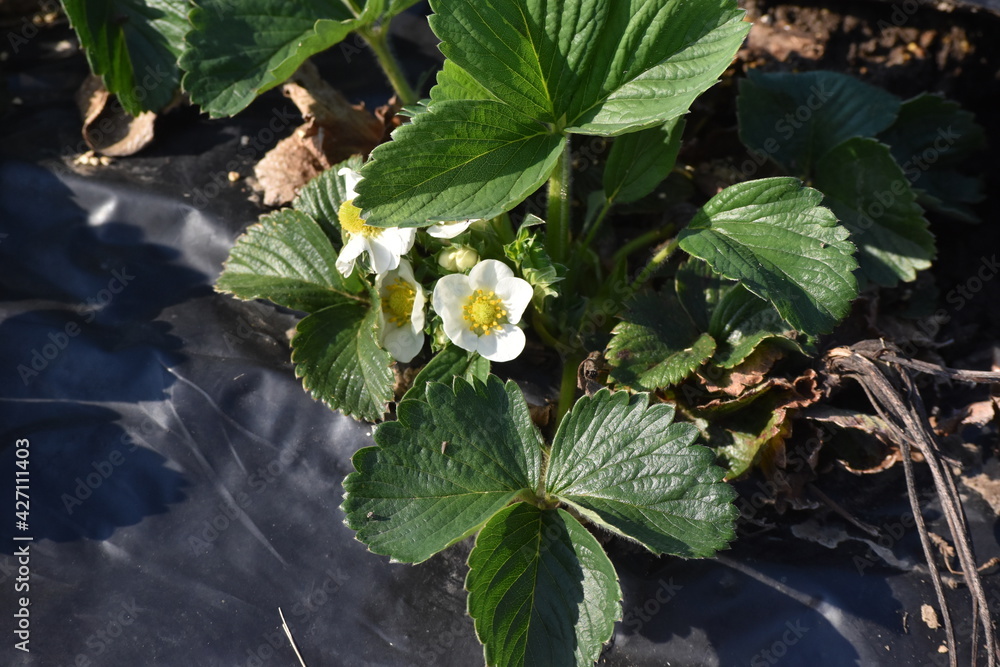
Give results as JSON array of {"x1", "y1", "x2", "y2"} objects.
[
  {"x1": 63, "y1": 0, "x2": 187, "y2": 115},
  {"x1": 564, "y1": 4, "x2": 748, "y2": 136},
  {"x1": 604, "y1": 117, "x2": 685, "y2": 204},
  {"x1": 675, "y1": 259, "x2": 799, "y2": 368},
  {"x1": 878, "y1": 93, "x2": 985, "y2": 222},
  {"x1": 678, "y1": 177, "x2": 858, "y2": 335},
  {"x1": 400, "y1": 344, "x2": 490, "y2": 405},
  {"x1": 708, "y1": 285, "x2": 799, "y2": 369},
  {"x1": 342, "y1": 376, "x2": 543, "y2": 563},
  {"x1": 216, "y1": 209, "x2": 361, "y2": 313},
  {"x1": 737, "y1": 70, "x2": 900, "y2": 176},
  {"x1": 356, "y1": 0, "x2": 749, "y2": 225},
  {"x1": 466, "y1": 504, "x2": 620, "y2": 667},
  {"x1": 429, "y1": 60, "x2": 497, "y2": 104},
  {"x1": 546, "y1": 390, "x2": 736, "y2": 557},
  {"x1": 182, "y1": 0, "x2": 377, "y2": 117},
  {"x1": 815, "y1": 138, "x2": 935, "y2": 286},
  {"x1": 356, "y1": 100, "x2": 564, "y2": 226},
  {"x1": 606, "y1": 292, "x2": 716, "y2": 390},
  {"x1": 291, "y1": 299, "x2": 393, "y2": 422}
]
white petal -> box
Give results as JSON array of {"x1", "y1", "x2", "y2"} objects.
[
  {"x1": 468, "y1": 259, "x2": 513, "y2": 291},
  {"x1": 368, "y1": 238, "x2": 399, "y2": 275},
  {"x1": 383, "y1": 325, "x2": 424, "y2": 363},
  {"x1": 432, "y1": 273, "x2": 473, "y2": 326},
  {"x1": 477, "y1": 324, "x2": 525, "y2": 362},
  {"x1": 388, "y1": 227, "x2": 417, "y2": 255},
  {"x1": 447, "y1": 325, "x2": 481, "y2": 354},
  {"x1": 395, "y1": 257, "x2": 416, "y2": 283},
  {"x1": 336, "y1": 236, "x2": 366, "y2": 277},
  {"x1": 425, "y1": 219, "x2": 475, "y2": 239},
  {"x1": 338, "y1": 168, "x2": 363, "y2": 200},
  {"x1": 494, "y1": 276, "x2": 534, "y2": 324},
  {"x1": 411, "y1": 286, "x2": 426, "y2": 331}
]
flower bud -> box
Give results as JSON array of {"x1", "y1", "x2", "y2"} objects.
[{"x1": 438, "y1": 246, "x2": 480, "y2": 273}]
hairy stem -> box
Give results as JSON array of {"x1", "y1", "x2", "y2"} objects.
[
  {"x1": 359, "y1": 27, "x2": 419, "y2": 106},
  {"x1": 610, "y1": 225, "x2": 676, "y2": 267},
  {"x1": 629, "y1": 238, "x2": 678, "y2": 293},
  {"x1": 546, "y1": 137, "x2": 572, "y2": 264}
]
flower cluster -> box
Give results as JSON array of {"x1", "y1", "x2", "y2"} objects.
[{"x1": 337, "y1": 169, "x2": 532, "y2": 363}]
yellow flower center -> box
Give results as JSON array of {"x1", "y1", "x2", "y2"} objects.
[
  {"x1": 462, "y1": 289, "x2": 507, "y2": 336},
  {"x1": 383, "y1": 278, "x2": 416, "y2": 327},
  {"x1": 338, "y1": 200, "x2": 381, "y2": 237}
]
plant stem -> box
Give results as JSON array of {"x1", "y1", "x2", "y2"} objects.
[
  {"x1": 546, "y1": 137, "x2": 572, "y2": 264},
  {"x1": 629, "y1": 238, "x2": 679, "y2": 293},
  {"x1": 359, "y1": 27, "x2": 419, "y2": 106},
  {"x1": 492, "y1": 213, "x2": 516, "y2": 246},
  {"x1": 610, "y1": 224, "x2": 675, "y2": 267},
  {"x1": 579, "y1": 196, "x2": 613, "y2": 251},
  {"x1": 556, "y1": 351, "x2": 582, "y2": 426}
]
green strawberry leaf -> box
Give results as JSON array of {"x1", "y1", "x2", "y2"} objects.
[
  {"x1": 430, "y1": 59, "x2": 498, "y2": 104},
  {"x1": 62, "y1": 0, "x2": 187, "y2": 115},
  {"x1": 356, "y1": 0, "x2": 749, "y2": 225},
  {"x1": 674, "y1": 258, "x2": 728, "y2": 334},
  {"x1": 675, "y1": 259, "x2": 799, "y2": 368},
  {"x1": 342, "y1": 376, "x2": 543, "y2": 563},
  {"x1": 291, "y1": 298, "x2": 394, "y2": 422},
  {"x1": 182, "y1": 0, "x2": 379, "y2": 117},
  {"x1": 737, "y1": 69, "x2": 900, "y2": 176},
  {"x1": 400, "y1": 344, "x2": 490, "y2": 404},
  {"x1": 708, "y1": 284, "x2": 799, "y2": 369},
  {"x1": 604, "y1": 117, "x2": 685, "y2": 204},
  {"x1": 606, "y1": 291, "x2": 716, "y2": 390},
  {"x1": 678, "y1": 177, "x2": 858, "y2": 335},
  {"x1": 466, "y1": 503, "x2": 620, "y2": 667},
  {"x1": 564, "y1": 3, "x2": 748, "y2": 135},
  {"x1": 216, "y1": 209, "x2": 362, "y2": 313},
  {"x1": 356, "y1": 100, "x2": 564, "y2": 226},
  {"x1": 546, "y1": 390, "x2": 736, "y2": 558},
  {"x1": 878, "y1": 93, "x2": 985, "y2": 223},
  {"x1": 815, "y1": 137, "x2": 935, "y2": 286}
]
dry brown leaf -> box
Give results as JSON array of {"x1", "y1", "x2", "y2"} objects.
[
  {"x1": 75, "y1": 74, "x2": 156, "y2": 157},
  {"x1": 697, "y1": 344, "x2": 786, "y2": 397},
  {"x1": 253, "y1": 61, "x2": 397, "y2": 207}
]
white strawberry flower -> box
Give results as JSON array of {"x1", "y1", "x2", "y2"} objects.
[
  {"x1": 335, "y1": 168, "x2": 415, "y2": 277},
  {"x1": 432, "y1": 259, "x2": 533, "y2": 363},
  {"x1": 376, "y1": 259, "x2": 425, "y2": 363},
  {"x1": 425, "y1": 219, "x2": 476, "y2": 239}
]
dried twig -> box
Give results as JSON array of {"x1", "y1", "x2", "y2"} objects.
[{"x1": 825, "y1": 341, "x2": 998, "y2": 667}]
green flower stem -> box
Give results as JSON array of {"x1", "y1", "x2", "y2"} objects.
[
  {"x1": 556, "y1": 351, "x2": 583, "y2": 425},
  {"x1": 546, "y1": 137, "x2": 572, "y2": 264},
  {"x1": 359, "y1": 26, "x2": 419, "y2": 106},
  {"x1": 629, "y1": 238, "x2": 679, "y2": 292},
  {"x1": 579, "y1": 196, "x2": 614, "y2": 251},
  {"x1": 530, "y1": 310, "x2": 563, "y2": 350},
  {"x1": 610, "y1": 224, "x2": 676, "y2": 267}
]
